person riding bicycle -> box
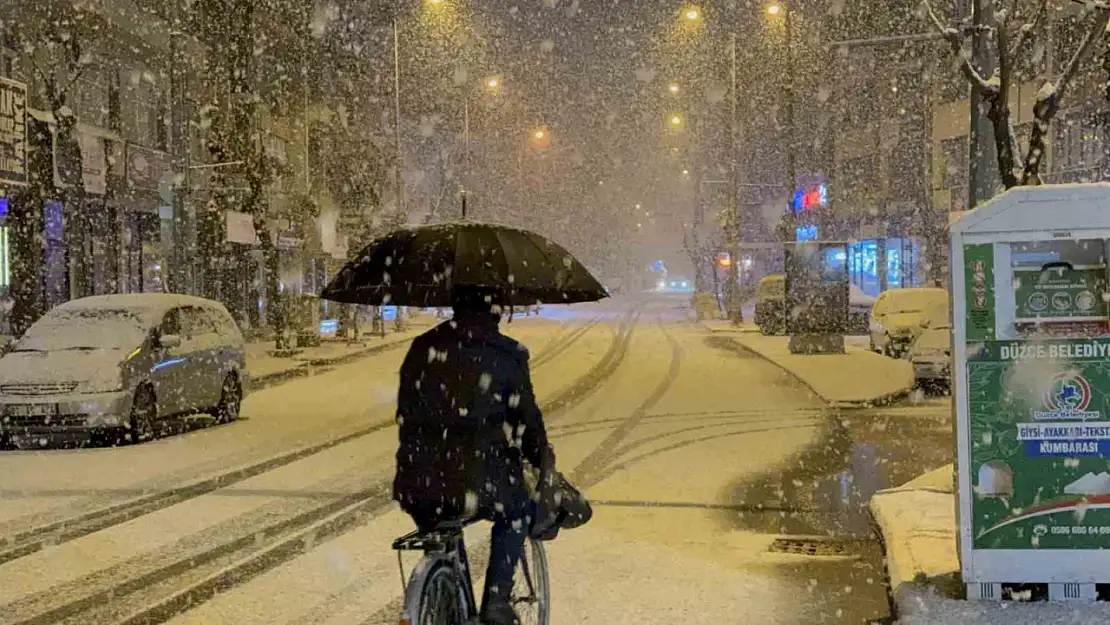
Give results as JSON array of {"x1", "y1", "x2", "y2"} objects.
[{"x1": 393, "y1": 286, "x2": 556, "y2": 625}]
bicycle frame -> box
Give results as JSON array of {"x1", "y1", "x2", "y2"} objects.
[
  {"x1": 395, "y1": 518, "x2": 545, "y2": 625},
  {"x1": 395, "y1": 522, "x2": 479, "y2": 623}
]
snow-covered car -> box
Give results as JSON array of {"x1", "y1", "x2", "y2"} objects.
[
  {"x1": 910, "y1": 321, "x2": 952, "y2": 392},
  {"x1": 0, "y1": 294, "x2": 248, "y2": 448},
  {"x1": 869, "y1": 287, "x2": 949, "y2": 358}
]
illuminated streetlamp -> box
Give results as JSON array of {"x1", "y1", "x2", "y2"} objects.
[
  {"x1": 767, "y1": 3, "x2": 780, "y2": 15},
  {"x1": 670, "y1": 115, "x2": 683, "y2": 126},
  {"x1": 534, "y1": 130, "x2": 545, "y2": 139},
  {"x1": 668, "y1": 83, "x2": 680, "y2": 94},
  {"x1": 685, "y1": 8, "x2": 699, "y2": 20}
]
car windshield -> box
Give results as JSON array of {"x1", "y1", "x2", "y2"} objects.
[{"x1": 15, "y1": 308, "x2": 149, "y2": 352}]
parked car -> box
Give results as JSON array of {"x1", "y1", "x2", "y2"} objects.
[
  {"x1": 0, "y1": 294, "x2": 248, "y2": 448},
  {"x1": 754, "y1": 274, "x2": 786, "y2": 335},
  {"x1": 869, "y1": 287, "x2": 949, "y2": 358},
  {"x1": 910, "y1": 320, "x2": 952, "y2": 393},
  {"x1": 754, "y1": 273, "x2": 874, "y2": 335}
]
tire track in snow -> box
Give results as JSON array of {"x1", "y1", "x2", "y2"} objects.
[
  {"x1": 0, "y1": 306, "x2": 644, "y2": 625},
  {"x1": 0, "y1": 312, "x2": 614, "y2": 570},
  {"x1": 567, "y1": 317, "x2": 683, "y2": 489}
]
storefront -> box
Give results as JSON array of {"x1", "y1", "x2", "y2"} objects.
[
  {"x1": 120, "y1": 143, "x2": 171, "y2": 294},
  {"x1": 1, "y1": 78, "x2": 25, "y2": 329},
  {"x1": 847, "y1": 237, "x2": 923, "y2": 297}
]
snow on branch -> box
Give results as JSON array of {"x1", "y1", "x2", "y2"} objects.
[
  {"x1": 1052, "y1": 8, "x2": 1110, "y2": 105},
  {"x1": 1006, "y1": 0, "x2": 1047, "y2": 60},
  {"x1": 921, "y1": 0, "x2": 995, "y2": 92},
  {"x1": 1007, "y1": 117, "x2": 1025, "y2": 174}
]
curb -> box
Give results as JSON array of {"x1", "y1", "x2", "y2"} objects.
[
  {"x1": 711, "y1": 335, "x2": 912, "y2": 409},
  {"x1": 246, "y1": 332, "x2": 421, "y2": 391},
  {"x1": 867, "y1": 503, "x2": 902, "y2": 624},
  {"x1": 695, "y1": 319, "x2": 760, "y2": 335}
]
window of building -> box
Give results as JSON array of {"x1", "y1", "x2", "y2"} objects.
[
  {"x1": 121, "y1": 65, "x2": 167, "y2": 149},
  {"x1": 73, "y1": 61, "x2": 111, "y2": 128},
  {"x1": 1054, "y1": 111, "x2": 1106, "y2": 176},
  {"x1": 940, "y1": 136, "x2": 968, "y2": 189}
]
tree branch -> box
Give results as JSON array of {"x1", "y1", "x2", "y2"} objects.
[
  {"x1": 1054, "y1": 8, "x2": 1110, "y2": 104},
  {"x1": 922, "y1": 0, "x2": 996, "y2": 92},
  {"x1": 1020, "y1": 8, "x2": 1110, "y2": 185},
  {"x1": 1006, "y1": 0, "x2": 1047, "y2": 60}
]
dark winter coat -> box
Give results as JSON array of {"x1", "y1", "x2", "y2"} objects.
[{"x1": 392, "y1": 312, "x2": 555, "y2": 522}]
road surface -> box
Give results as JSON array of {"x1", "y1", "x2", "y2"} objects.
[{"x1": 0, "y1": 294, "x2": 953, "y2": 624}]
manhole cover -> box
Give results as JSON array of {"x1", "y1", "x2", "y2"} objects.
[{"x1": 768, "y1": 537, "x2": 853, "y2": 557}]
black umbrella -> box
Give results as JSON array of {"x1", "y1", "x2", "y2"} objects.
[{"x1": 320, "y1": 222, "x2": 609, "y2": 307}]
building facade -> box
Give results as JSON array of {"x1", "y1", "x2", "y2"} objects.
[{"x1": 0, "y1": 0, "x2": 386, "y2": 335}]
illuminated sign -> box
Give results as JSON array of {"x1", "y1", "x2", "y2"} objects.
[
  {"x1": 791, "y1": 183, "x2": 829, "y2": 212},
  {"x1": 796, "y1": 225, "x2": 818, "y2": 241}
]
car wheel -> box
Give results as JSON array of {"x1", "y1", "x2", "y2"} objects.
[
  {"x1": 128, "y1": 386, "x2": 157, "y2": 445},
  {"x1": 216, "y1": 374, "x2": 242, "y2": 424}
]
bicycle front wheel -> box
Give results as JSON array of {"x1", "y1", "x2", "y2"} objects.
[
  {"x1": 511, "y1": 538, "x2": 550, "y2": 625},
  {"x1": 410, "y1": 559, "x2": 471, "y2": 625}
]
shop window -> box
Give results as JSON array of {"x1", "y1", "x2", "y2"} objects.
[{"x1": 0, "y1": 225, "x2": 9, "y2": 288}]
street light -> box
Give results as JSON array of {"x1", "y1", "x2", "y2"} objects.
[
  {"x1": 670, "y1": 114, "x2": 683, "y2": 126},
  {"x1": 669, "y1": 83, "x2": 680, "y2": 94},
  {"x1": 766, "y1": 0, "x2": 797, "y2": 239},
  {"x1": 534, "y1": 130, "x2": 545, "y2": 139},
  {"x1": 685, "y1": 8, "x2": 699, "y2": 20}
]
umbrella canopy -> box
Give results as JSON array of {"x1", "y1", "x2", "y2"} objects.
[{"x1": 321, "y1": 222, "x2": 609, "y2": 307}]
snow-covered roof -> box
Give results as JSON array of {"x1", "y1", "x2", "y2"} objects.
[
  {"x1": 54, "y1": 293, "x2": 220, "y2": 319},
  {"x1": 951, "y1": 183, "x2": 1110, "y2": 235}
]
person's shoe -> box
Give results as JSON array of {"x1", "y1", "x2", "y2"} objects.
[{"x1": 479, "y1": 601, "x2": 521, "y2": 625}]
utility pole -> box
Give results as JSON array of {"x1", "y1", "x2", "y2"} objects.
[
  {"x1": 727, "y1": 33, "x2": 743, "y2": 323},
  {"x1": 392, "y1": 18, "x2": 405, "y2": 216},
  {"x1": 168, "y1": 0, "x2": 193, "y2": 294},
  {"x1": 462, "y1": 95, "x2": 469, "y2": 218},
  {"x1": 784, "y1": 0, "x2": 798, "y2": 237}
]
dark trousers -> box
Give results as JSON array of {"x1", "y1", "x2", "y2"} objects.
[{"x1": 407, "y1": 499, "x2": 532, "y2": 614}]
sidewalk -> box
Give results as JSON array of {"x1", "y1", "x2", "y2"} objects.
[
  {"x1": 244, "y1": 315, "x2": 438, "y2": 389},
  {"x1": 707, "y1": 327, "x2": 914, "y2": 407},
  {"x1": 869, "y1": 466, "x2": 1110, "y2": 624}
]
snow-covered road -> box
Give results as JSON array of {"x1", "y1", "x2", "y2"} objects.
[{"x1": 0, "y1": 294, "x2": 934, "y2": 624}]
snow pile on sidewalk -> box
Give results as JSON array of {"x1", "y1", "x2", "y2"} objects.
[
  {"x1": 869, "y1": 465, "x2": 958, "y2": 591},
  {"x1": 873, "y1": 465, "x2": 1110, "y2": 624},
  {"x1": 898, "y1": 586, "x2": 1110, "y2": 625},
  {"x1": 729, "y1": 333, "x2": 914, "y2": 406}
]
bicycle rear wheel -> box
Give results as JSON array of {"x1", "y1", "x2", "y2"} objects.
[
  {"x1": 511, "y1": 538, "x2": 550, "y2": 625},
  {"x1": 412, "y1": 560, "x2": 471, "y2": 625}
]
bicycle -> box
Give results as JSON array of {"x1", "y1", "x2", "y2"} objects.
[{"x1": 393, "y1": 518, "x2": 550, "y2": 625}]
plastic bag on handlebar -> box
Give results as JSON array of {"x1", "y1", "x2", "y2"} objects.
[{"x1": 528, "y1": 470, "x2": 593, "y2": 540}]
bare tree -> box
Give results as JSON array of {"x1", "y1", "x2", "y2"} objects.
[
  {"x1": 8, "y1": 1, "x2": 99, "y2": 333},
  {"x1": 923, "y1": 0, "x2": 1110, "y2": 188}
]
